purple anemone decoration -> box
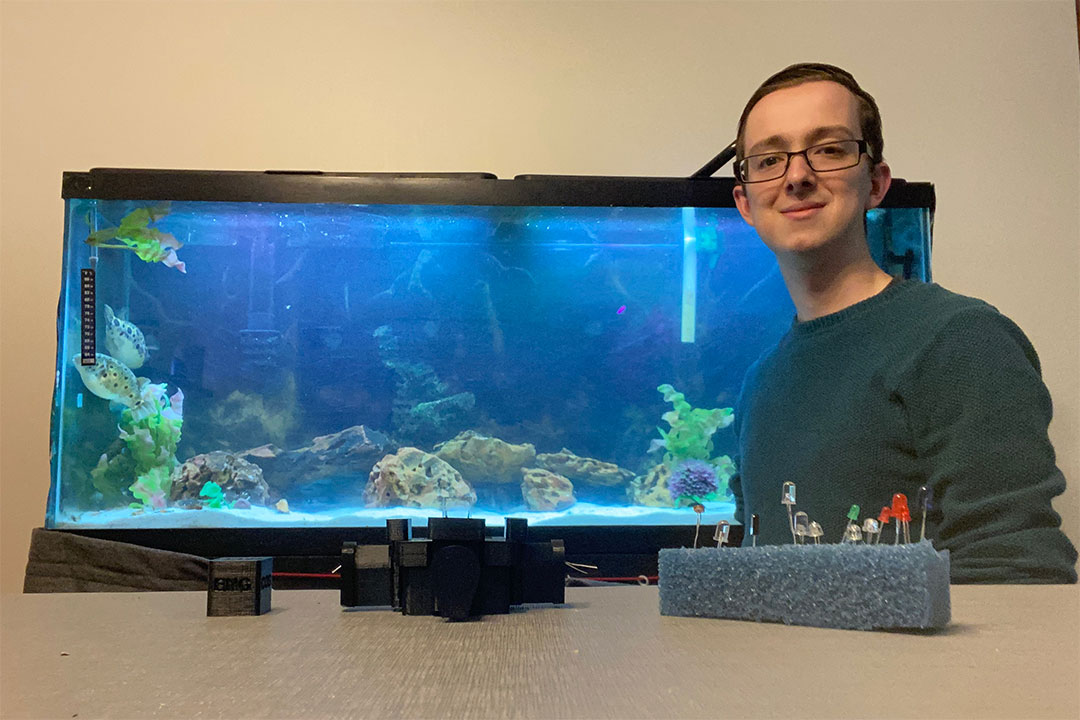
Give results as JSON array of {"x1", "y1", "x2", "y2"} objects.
[{"x1": 667, "y1": 459, "x2": 719, "y2": 500}]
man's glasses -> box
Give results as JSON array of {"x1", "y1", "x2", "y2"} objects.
[{"x1": 735, "y1": 140, "x2": 871, "y2": 183}]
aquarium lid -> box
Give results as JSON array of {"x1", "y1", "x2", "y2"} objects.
[{"x1": 61, "y1": 168, "x2": 934, "y2": 210}]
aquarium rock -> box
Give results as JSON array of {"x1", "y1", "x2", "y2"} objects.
[
  {"x1": 627, "y1": 463, "x2": 674, "y2": 507},
  {"x1": 242, "y1": 425, "x2": 392, "y2": 496},
  {"x1": 534, "y1": 449, "x2": 634, "y2": 487},
  {"x1": 170, "y1": 451, "x2": 270, "y2": 507},
  {"x1": 520, "y1": 468, "x2": 576, "y2": 511},
  {"x1": 434, "y1": 430, "x2": 537, "y2": 484},
  {"x1": 363, "y1": 447, "x2": 477, "y2": 510}
]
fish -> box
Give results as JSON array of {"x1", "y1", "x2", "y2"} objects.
[
  {"x1": 71, "y1": 353, "x2": 148, "y2": 414},
  {"x1": 104, "y1": 304, "x2": 148, "y2": 369}
]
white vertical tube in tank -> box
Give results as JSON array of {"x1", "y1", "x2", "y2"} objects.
[{"x1": 680, "y1": 207, "x2": 697, "y2": 343}]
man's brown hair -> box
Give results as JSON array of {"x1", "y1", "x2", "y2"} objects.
[{"x1": 735, "y1": 63, "x2": 884, "y2": 166}]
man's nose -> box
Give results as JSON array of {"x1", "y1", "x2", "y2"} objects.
[{"x1": 784, "y1": 153, "x2": 816, "y2": 188}]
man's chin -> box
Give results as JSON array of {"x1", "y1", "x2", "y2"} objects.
[{"x1": 763, "y1": 233, "x2": 835, "y2": 257}]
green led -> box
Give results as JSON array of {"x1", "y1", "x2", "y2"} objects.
[{"x1": 847, "y1": 504, "x2": 860, "y2": 521}]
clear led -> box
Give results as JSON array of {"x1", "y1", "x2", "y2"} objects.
[
  {"x1": 842, "y1": 504, "x2": 860, "y2": 544},
  {"x1": 713, "y1": 520, "x2": 730, "y2": 548},
  {"x1": 843, "y1": 524, "x2": 863, "y2": 543},
  {"x1": 781, "y1": 482, "x2": 797, "y2": 544},
  {"x1": 782, "y1": 482, "x2": 796, "y2": 505},
  {"x1": 862, "y1": 518, "x2": 880, "y2": 544}
]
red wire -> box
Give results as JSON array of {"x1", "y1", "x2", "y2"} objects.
[{"x1": 272, "y1": 572, "x2": 659, "y2": 584}]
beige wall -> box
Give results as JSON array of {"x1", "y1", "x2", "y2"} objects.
[{"x1": 2, "y1": 1, "x2": 1077, "y2": 593}]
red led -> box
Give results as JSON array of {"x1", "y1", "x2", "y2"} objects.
[
  {"x1": 878, "y1": 506, "x2": 892, "y2": 524},
  {"x1": 892, "y1": 493, "x2": 912, "y2": 522}
]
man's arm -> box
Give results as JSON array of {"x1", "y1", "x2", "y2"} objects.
[{"x1": 901, "y1": 306, "x2": 1077, "y2": 583}]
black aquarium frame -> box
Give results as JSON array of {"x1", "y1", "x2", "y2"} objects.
[
  {"x1": 55, "y1": 168, "x2": 935, "y2": 585},
  {"x1": 62, "y1": 167, "x2": 935, "y2": 210}
]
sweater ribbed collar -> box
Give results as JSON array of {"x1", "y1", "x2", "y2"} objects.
[{"x1": 790, "y1": 277, "x2": 913, "y2": 336}]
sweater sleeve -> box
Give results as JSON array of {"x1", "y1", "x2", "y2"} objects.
[
  {"x1": 900, "y1": 306, "x2": 1077, "y2": 583},
  {"x1": 729, "y1": 359, "x2": 759, "y2": 528}
]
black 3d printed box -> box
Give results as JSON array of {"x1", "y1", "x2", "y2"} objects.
[{"x1": 207, "y1": 557, "x2": 273, "y2": 616}]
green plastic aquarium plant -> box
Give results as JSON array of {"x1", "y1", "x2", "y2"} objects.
[
  {"x1": 86, "y1": 204, "x2": 186, "y2": 273},
  {"x1": 119, "y1": 383, "x2": 184, "y2": 510},
  {"x1": 650, "y1": 384, "x2": 733, "y2": 466},
  {"x1": 129, "y1": 466, "x2": 172, "y2": 511},
  {"x1": 88, "y1": 443, "x2": 136, "y2": 505}
]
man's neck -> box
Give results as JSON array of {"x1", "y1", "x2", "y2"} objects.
[{"x1": 778, "y1": 249, "x2": 894, "y2": 322}]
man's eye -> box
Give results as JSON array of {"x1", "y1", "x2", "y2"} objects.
[
  {"x1": 754, "y1": 154, "x2": 784, "y2": 170},
  {"x1": 812, "y1": 143, "x2": 848, "y2": 156}
]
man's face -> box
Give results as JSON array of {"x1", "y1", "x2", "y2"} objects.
[{"x1": 732, "y1": 81, "x2": 891, "y2": 260}]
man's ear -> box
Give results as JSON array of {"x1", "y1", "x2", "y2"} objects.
[
  {"x1": 733, "y1": 183, "x2": 755, "y2": 227},
  {"x1": 866, "y1": 160, "x2": 892, "y2": 210}
]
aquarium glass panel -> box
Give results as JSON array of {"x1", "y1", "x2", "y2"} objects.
[{"x1": 49, "y1": 190, "x2": 931, "y2": 530}]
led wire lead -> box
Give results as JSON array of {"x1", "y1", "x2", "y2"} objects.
[
  {"x1": 692, "y1": 503, "x2": 705, "y2": 549},
  {"x1": 793, "y1": 511, "x2": 810, "y2": 545}
]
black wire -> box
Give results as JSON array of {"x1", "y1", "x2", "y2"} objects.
[{"x1": 690, "y1": 141, "x2": 737, "y2": 178}]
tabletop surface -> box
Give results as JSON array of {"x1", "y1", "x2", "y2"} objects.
[{"x1": 1, "y1": 584, "x2": 1077, "y2": 719}]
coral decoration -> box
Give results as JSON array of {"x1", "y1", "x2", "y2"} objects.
[{"x1": 667, "y1": 459, "x2": 719, "y2": 505}]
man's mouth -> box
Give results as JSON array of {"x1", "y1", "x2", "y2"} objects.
[{"x1": 781, "y1": 202, "x2": 825, "y2": 220}]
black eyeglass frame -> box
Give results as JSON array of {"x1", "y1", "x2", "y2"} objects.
[{"x1": 734, "y1": 139, "x2": 873, "y2": 183}]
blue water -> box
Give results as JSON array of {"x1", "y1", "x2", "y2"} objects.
[{"x1": 49, "y1": 199, "x2": 929, "y2": 530}]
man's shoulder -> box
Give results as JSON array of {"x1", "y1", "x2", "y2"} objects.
[
  {"x1": 894, "y1": 280, "x2": 995, "y2": 316},
  {"x1": 896, "y1": 281, "x2": 1042, "y2": 374},
  {"x1": 748, "y1": 281, "x2": 1025, "y2": 373},
  {"x1": 889, "y1": 281, "x2": 1021, "y2": 336}
]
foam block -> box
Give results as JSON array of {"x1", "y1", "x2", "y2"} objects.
[{"x1": 659, "y1": 541, "x2": 950, "y2": 631}]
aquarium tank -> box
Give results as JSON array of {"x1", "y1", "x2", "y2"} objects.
[{"x1": 48, "y1": 169, "x2": 933, "y2": 566}]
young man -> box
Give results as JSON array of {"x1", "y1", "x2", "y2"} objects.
[{"x1": 728, "y1": 63, "x2": 1076, "y2": 583}]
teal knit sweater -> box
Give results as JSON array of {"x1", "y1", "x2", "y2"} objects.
[{"x1": 731, "y1": 280, "x2": 1077, "y2": 583}]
